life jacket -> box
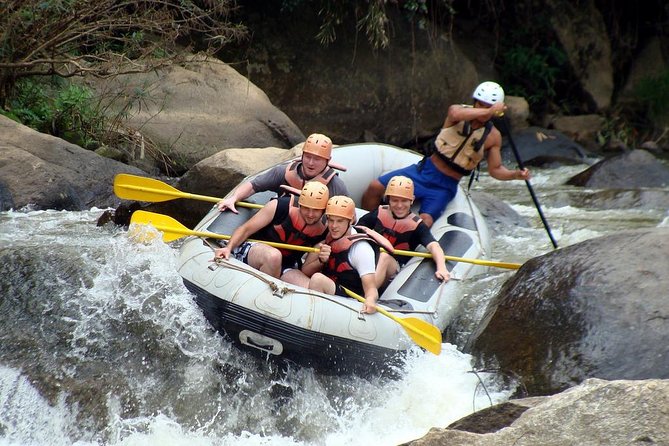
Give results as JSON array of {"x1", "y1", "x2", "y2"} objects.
[
  {"x1": 434, "y1": 116, "x2": 494, "y2": 176},
  {"x1": 284, "y1": 160, "x2": 338, "y2": 190},
  {"x1": 256, "y1": 196, "x2": 327, "y2": 258},
  {"x1": 322, "y1": 228, "x2": 379, "y2": 296},
  {"x1": 374, "y1": 205, "x2": 421, "y2": 251}
]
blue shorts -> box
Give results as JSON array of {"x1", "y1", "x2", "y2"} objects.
[{"x1": 378, "y1": 158, "x2": 459, "y2": 221}]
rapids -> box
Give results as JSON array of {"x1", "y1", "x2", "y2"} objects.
[{"x1": 1, "y1": 163, "x2": 667, "y2": 445}]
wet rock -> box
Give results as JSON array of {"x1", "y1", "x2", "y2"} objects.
[
  {"x1": 0, "y1": 115, "x2": 147, "y2": 211},
  {"x1": 96, "y1": 202, "x2": 142, "y2": 227},
  {"x1": 566, "y1": 149, "x2": 669, "y2": 188},
  {"x1": 470, "y1": 191, "x2": 531, "y2": 233},
  {"x1": 403, "y1": 379, "x2": 669, "y2": 446},
  {"x1": 496, "y1": 126, "x2": 595, "y2": 168},
  {"x1": 466, "y1": 227, "x2": 669, "y2": 396}
]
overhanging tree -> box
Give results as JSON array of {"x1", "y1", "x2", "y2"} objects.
[{"x1": 0, "y1": 0, "x2": 247, "y2": 104}]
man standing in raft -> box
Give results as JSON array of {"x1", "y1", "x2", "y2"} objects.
[
  {"x1": 361, "y1": 81, "x2": 530, "y2": 227},
  {"x1": 218, "y1": 133, "x2": 348, "y2": 213},
  {"x1": 358, "y1": 175, "x2": 450, "y2": 288},
  {"x1": 214, "y1": 182, "x2": 329, "y2": 282}
]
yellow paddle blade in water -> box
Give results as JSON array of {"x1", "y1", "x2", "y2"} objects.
[{"x1": 342, "y1": 287, "x2": 442, "y2": 355}]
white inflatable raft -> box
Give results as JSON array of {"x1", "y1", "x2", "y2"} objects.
[{"x1": 177, "y1": 143, "x2": 491, "y2": 373}]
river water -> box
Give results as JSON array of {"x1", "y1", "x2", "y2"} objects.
[{"x1": 1, "y1": 163, "x2": 668, "y2": 446}]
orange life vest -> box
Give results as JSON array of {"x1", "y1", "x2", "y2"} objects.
[
  {"x1": 284, "y1": 160, "x2": 337, "y2": 190},
  {"x1": 374, "y1": 205, "x2": 421, "y2": 251}
]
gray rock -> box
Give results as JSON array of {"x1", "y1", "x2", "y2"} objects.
[
  {"x1": 567, "y1": 149, "x2": 669, "y2": 188},
  {"x1": 497, "y1": 126, "x2": 595, "y2": 168},
  {"x1": 470, "y1": 190, "x2": 531, "y2": 233},
  {"x1": 466, "y1": 227, "x2": 669, "y2": 396},
  {"x1": 548, "y1": 0, "x2": 613, "y2": 110},
  {"x1": 88, "y1": 55, "x2": 305, "y2": 171},
  {"x1": 0, "y1": 115, "x2": 146, "y2": 211},
  {"x1": 147, "y1": 145, "x2": 302, "y2": 228},
  {"x1": 403, "y1": 379, "x2": 669, "y2": 446}
]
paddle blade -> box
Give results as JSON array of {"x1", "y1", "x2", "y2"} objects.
[
  {"x1": 114, "y1": 174, "x2": 183, "y2": 202},
  {"x1": 341, "y1": 286, "x2": 442, "y2": 355},
  {"x1": 130, "y1": 210, "x2": 188, "y2": 242},
  {"x1": 402, "y1": 317, "x2": 443, "y2": 355}
]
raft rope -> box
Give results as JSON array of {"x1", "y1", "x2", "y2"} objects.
[
  {"x1": 213, "y1": 257, "x2": 362, "y2": 313},
  {"x1": 212, "y1": 257, "x2": 434, "y2": 315}
]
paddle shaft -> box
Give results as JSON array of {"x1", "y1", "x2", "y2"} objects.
[
  {"x1": 131, "y1": 210, "x2": 318, "y2": 253},
  {"x1": 501, "y1": 118, "x2": 559, "y2": 249},
  {"x1": 119, "y1": 175, "x2": 522, "y2": 268},
  {"x1": 163, "y1": 226, "x2": 318, "y2": 254},
  {"x1": 388, "y1": 248, "x2": 520, "y2": 270},
  {"x1": 117, "y1": 181, "x2": 262, "y2": 209}
]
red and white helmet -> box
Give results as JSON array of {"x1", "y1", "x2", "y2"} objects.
[{"x1": 472, "y1": 81, "x2": 505, "y2": 105}]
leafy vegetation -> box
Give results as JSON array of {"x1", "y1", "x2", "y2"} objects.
[
  {"x1": 0, "y1": 0, "x2": 245, "y2": 172},
  {"x1": 2, "y1": 78, "x2": 102, "y2": 148},
  {"x1": 635, "y1": 69, "x2": 669, "y2": 119}
]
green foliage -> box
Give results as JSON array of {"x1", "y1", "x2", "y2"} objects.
[
  {"x1": 596, "y1": 112, "x2": 639, "y2": 148},
  {"x1": 499, "y1": 42, "x2": 568, "y2": 107},
  {"x1": 310, "y1": 0, "x2": 457, "y2": 48},
  {"x1": 403, "y1": 0, "x2": 429, "y2": 29},
  {"x1": 2, "y1": 78, "x2": 103, "y2": 149},
  {"x1": 634, "y1": 69, "x2": 669, "y2": 119}
]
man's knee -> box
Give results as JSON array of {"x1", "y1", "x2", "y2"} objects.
[
  {"x1": 309, "y1": 273, "x2": 335, "y2": 294},
  {"x1": 249, "y1": 245, "x2": 282, "y2": 274},
  {"x1": 362, "y1": 179, "x2": 385, "y2": 210},
  {"x1": 420, "y1": 213, "x2": 434, "y2": 228},
  {"x1": 281, "y1": 269, "x2": 309, "y2": 288}
]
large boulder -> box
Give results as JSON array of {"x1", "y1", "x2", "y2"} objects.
[
  {"x1": 496, "y1": 125, "x2": 595, "y2": 167},
  {"x1": 563, "y1": 150, "x2": 669, "y2": 211},
  {"x1": 403, "y1": 379, "x2": 669, "y2": 446},
  {"x1": 548, "y1": 114, "x2": 606, "y2": 151},
  {"x1": 0, "y1": 115, "x2": 146, "y2": 211},
  {"x1": 567, "y1": 149, "x2": 669, "y2": 188},
  {"x1": 465, "y1": 227, "x2": 669, "y2": 396},
  {"x1": 88, "y1": 55, "x2": 305, "y2": 172},
  {"x1": 144, "y1": 145, "x2": 303, "y2": 228},
  {"x1": 470, "y1": 190, "x2": 531, "y2": 234}
]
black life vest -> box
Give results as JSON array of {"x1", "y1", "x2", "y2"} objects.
[
  {"x1": 255, "y1": 196, "x2": 327, "y2": 260},
  {"x1": 322, "y1": 228, "x2": 379, "y2": 296}
]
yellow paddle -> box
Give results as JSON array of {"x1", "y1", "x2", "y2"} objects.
[
  {"x1": 342, "y1": 287, "x2": 442, "y2": 355},
  {"x1": 388, "y1": 248, "x2": 521, "y2": 270},
  {"x1": 130, "y1": 210, "x2": 320, "y2": 253},
  {"x1": 116, "y1": 174, "x2": 521, "y2": 269},
  {"x1": 114, "y1": 173, "x2": 262, "y2": 209}
]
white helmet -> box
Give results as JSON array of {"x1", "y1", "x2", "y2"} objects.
[{"x1": 472, "y1": 81, "x2": 505, "y2": 105}]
